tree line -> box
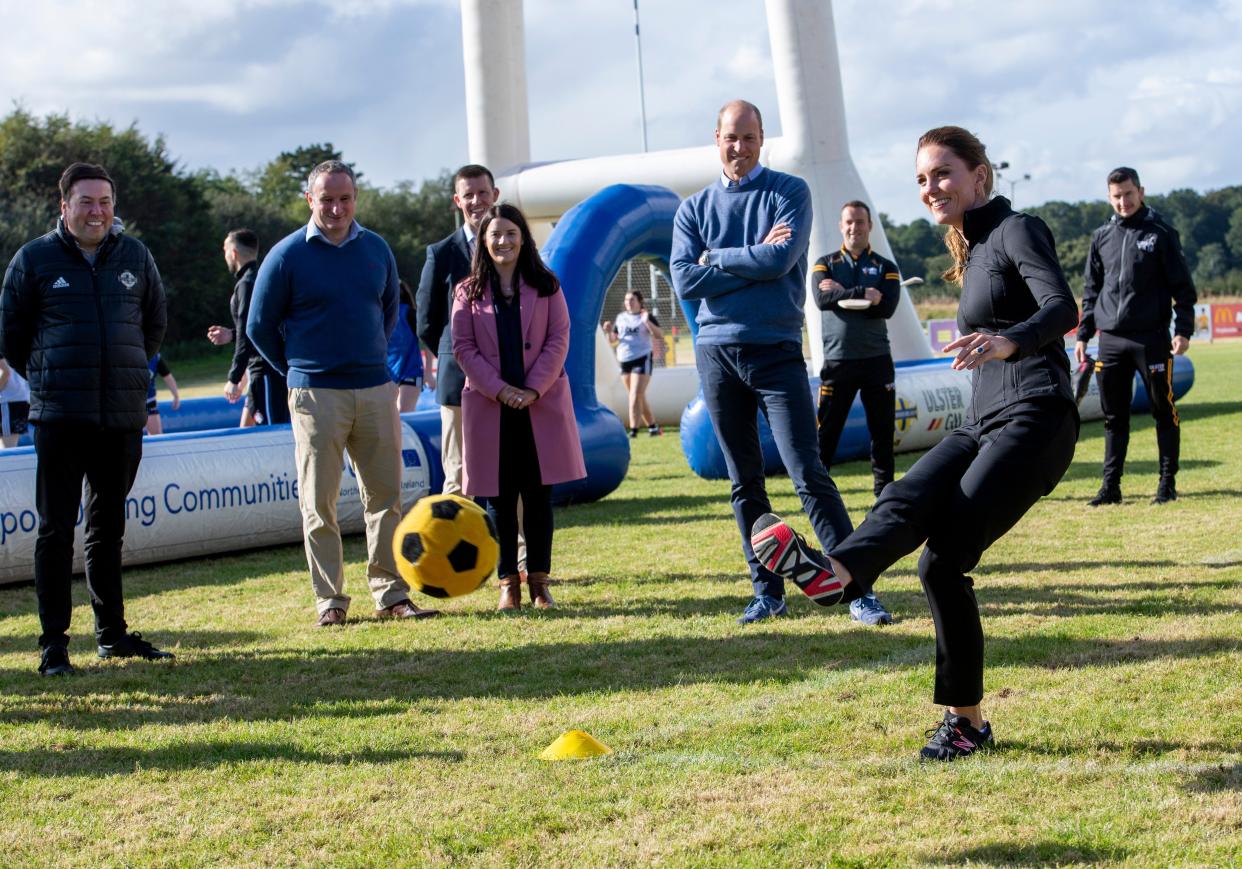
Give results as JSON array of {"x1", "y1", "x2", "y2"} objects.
[
  {"x1": 884, "y1": 184, "x2": 1242, "y2": 302},
  {"x1": 5, "y1": 109, "x2": 1240, "y2": 356},
  {"x1": 0, "y1": 110, "x2": 456, "y2": 353}
]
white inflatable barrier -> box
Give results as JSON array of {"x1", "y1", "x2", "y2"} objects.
[{"x1": 0, "y1": 423, "x2": 430, "y2": 585}]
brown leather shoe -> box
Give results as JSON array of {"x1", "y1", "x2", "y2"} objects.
[
  {"x1": 377, "y1": 599, "x2": 441, "y2": 620},
  {"x1": 498, "y1": 575, "x2": 522, "y2": 611},
  {"x1": 527, "y1": 573, "x2": 555, "y2": 610},
  {"x1": 316, "y1": 607, "x2": 346, "y2": 628}
]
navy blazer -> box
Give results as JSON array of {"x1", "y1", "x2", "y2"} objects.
[{"x1": 416, "y1": 226, "x2": 473, "y2": 406}]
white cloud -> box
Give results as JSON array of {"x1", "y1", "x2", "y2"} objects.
[{"x1": 0, "y1": 0, "x2": 1239, "y2": 227}]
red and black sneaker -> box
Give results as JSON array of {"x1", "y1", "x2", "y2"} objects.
[
  {"x1": 749, "y1": 513, "x2": 844, "y2": 607},
  {"x1": 919, "y1": 712, "x2": 993, "y2": 761}
]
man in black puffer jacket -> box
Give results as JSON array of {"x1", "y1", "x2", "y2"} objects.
[
  {"x1": 1075, "y1": 166, "x2": 1197, "y2": 506},
  {"x1": 0, "y1": 162, "x2": 175, "y2": 676}
]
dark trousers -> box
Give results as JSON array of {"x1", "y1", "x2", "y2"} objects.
[
  {"x1": 1095, "y1": 330, "x2": 1179, "y2": 485},
  {"x1": 697, "y1": 341, "x2": 854, "y2": 599},
  {"x1": 817, "y1": 355, "x2": 896, "y2": 496},
  {"x1": 33, "y1": 423, "x2": 144, "y2": 649},
  {"x1": 830, "y1": 399, "x2": 1078, "y2": 706},
  {"x1": 248, "y1": 369, "x2": 290, "y2": 425},
  {"x1": 488, "y1": 407, "x2": 553, "y2": 577}
]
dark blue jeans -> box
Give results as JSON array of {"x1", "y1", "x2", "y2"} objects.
[{"x1": 697, "y1": 341, "x2": 854, "y2": 599}]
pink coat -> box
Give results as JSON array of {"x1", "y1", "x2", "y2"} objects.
[{"x1": 451, "y1": 278, "x2": 587, "y2": 498}]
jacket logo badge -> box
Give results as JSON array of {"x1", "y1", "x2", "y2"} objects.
[
  {"x1": 1137, "y1": 234, "x2": 1157, "y2": 253},
  {"x1": 863, "y1": 266, "x2": 879, "y2": 275},
  {"x1": 119, "y1": 270, "x2": 138, "y2": 289},
  {"x1": 51, "y1": 276, "x2": 70, "y2": 288}
]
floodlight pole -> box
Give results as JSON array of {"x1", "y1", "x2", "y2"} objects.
[{"x1": 633, "y1": 0, "x2": 650, "y2": 152}]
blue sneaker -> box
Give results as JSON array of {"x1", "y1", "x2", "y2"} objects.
[
  {"x1": 849, "y1": 593, "x2": 893, "y2": 626},
  {"x1": 737, "y1": 594, "x2": 788, "y2": 625}
]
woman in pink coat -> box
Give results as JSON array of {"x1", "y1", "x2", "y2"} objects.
[{"x1": 451, "y1": 203, "x2": 586, "y2": 611}]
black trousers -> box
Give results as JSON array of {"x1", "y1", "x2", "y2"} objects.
[
  {"x1": 1095, "y1": 330, "x2": 1179, "y2": 485},
  {"x1": 830, "y1": 399, "x2": 1078, "y2": 706},
  {"x1": 33, "y1": 423, "x2": 144, "y2": 649},
  {"x1": 817, "y1": 355, "x2": 896, "y2": 496},
  {"x1": 488, "y1": 407, "x2": 553, "y2": 576}
]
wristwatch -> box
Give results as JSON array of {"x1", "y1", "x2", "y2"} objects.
[{"x1": 698, "y1": 249, "x2": 710, "y2": 266}]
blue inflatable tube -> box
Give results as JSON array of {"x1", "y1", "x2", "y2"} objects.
[{"x1": 680, "y1": 352, "x2": 1195, "y2": 480}]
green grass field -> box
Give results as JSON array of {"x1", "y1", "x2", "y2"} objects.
[{"x1": 1, "y1": 344, "x2": 1239, "y2": 867}]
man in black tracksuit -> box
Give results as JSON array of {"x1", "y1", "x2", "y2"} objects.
[
  {"x1": 209, "y1": 229, "x2": 289, "y2": 425},
  {"x1": 0, "y1": 163, "x2": 175, "y2": 675},
  {"x1": 810, "y1": 200, "x2": 900, "y2": 626},
  {"x1": 1075, "y1": 167, "x2": 1197, "y2": 506},
  {"x1": 812, "y1": 200, "x2": 902, "y2": 496}
]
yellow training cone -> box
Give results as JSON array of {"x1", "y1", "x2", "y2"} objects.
[{"x1": 539, "y1": 729, "x2": 613, "y2": 760}]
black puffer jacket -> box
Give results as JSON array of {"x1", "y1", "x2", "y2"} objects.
[
  {"x1": 1078, "y1": 205, "x2": 1197, "y2": 341},
  {"x1": 957, "y1": 196, "x2": 1078, "y2": 421},
  {"x1": 0, "y1": 219, "x2": 166, "y2": 430}
]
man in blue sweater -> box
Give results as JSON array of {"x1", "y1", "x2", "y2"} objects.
[
  {"x1": 248, "y1": 160, "x2": 439, "y2": 626},
  {"x1": 672, "y1": 100, "x2": 854, "y2": 624}
]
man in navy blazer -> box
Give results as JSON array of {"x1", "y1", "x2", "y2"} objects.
[{"x1": 417, "y1": 164, "x2": 498, "y2": 494}]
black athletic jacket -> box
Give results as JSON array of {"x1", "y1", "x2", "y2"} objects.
[
  {"x1": 1077, "y1": 205, "x2": 1196, "y2": 342},
  {"x1": 227, "y1": 259, "x2": 277, "y2": 385},
  {"x1": 958, "y1": 196, "x2": 1077, "y2": 421},
  {"x1": 0, "y1": 219, "x2": 166, "y2": 430},
  {"x1": 812, "y1": 246, "x2": 900, "y2": 361}
]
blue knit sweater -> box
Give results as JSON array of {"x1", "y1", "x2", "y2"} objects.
[
  {"x1": 248, "y1": 223, "x2": 399, "y2": 389},
  {"x1": 671, "y1": 167, "x2": 812, "y2": 345}
]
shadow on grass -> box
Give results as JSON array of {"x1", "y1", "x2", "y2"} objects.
[
  {"x1": 0, "y1": 629, "x2": 1237, "y2": 738},
  {"x1": 1185, "y1": 762, "x2": 1242, "y2": 793},
  {"x1": 0, "y1": 629, "x2": 266, "y2": 656},
  {"x1": 927, "y1": 840, "x2": 1129, "y2": 866},
  {"x1": 555, "y1": 493, "x2": 728, "y2": 528},
  {"x1": 1056, "y1": 457, "x2": 1222, "y2": 484},
  {"x1": 0, "y1": 742, "x2": 462, "y2": 777}
]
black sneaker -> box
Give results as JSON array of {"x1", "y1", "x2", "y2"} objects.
[
  {"x1": 648, "y1": 425, "x2": 662, "y2": 437},
  {"x1": 750, "y1": 513, "x2": 845, "y2": 607},
  {"x1": 629, "y1": 427, "x2": 639, "y2": 439},
  {"x1": 1152, "y1": 479, "x2": 1177, "y2": 504},
  {"x1": 38, "y1": 645, "x2": 75, "y2": 676},
  {"x1": 97, "y1": 632, "x2": 175, "y2": 661},
  {"x1": 1088, "y1": 486, "x2": 1122, "y2": 507},
  {"x1": 919, "y1": 712, "x2": 993, "y2": 761}
]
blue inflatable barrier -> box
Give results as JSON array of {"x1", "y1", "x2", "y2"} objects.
[{"x1": 680, "y1": 352, "x2": 1196, "y2": 480}]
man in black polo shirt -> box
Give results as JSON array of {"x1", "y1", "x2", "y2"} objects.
[
  {"x1": 1075, "y1": 167, "x2": 1197, "y2": 506},
  {"x1": 811, "y1": 200, "x2": 900, "y2": 626}
]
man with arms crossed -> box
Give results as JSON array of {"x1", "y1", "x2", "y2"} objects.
[
  {"x1": 417, "y1": 164, "x2": 497, "y2": 495},
  {"x1": 812, "y1": 200, "x2": 899, "y2": 626},
  {"x1": 671, "y1": 100, "x2": 854, "y2": 625},
  {"x1": 248, "y1": 161, "x2": 439, "y2": 626},
  {"x1": 1, "y1": 162, "x2": 174, "y2": 674},
  {"x1": 1075, "y1": 167, "x2": 1196, "y2": 506}
]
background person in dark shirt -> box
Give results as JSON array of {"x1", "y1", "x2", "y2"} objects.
[
  {"x1": 207, "y1": 228, "x2": 289, "y2": 426},
  {"x1": 752, "y1": 126, "x2": 1079, "y2": 761},
  {"x1": 1075, "y1": 167, "x2": 1197, "y2": 506}
]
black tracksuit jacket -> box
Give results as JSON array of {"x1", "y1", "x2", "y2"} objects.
[
  {"x1": 957, "y1": 196, "x2": 1078, "y2": 420},
  {"x1": 0, "y1": 219, "x2": 166, "y2": 430},
  {"x1": 1077, "y1": 205, "x2": 1197, "y2": 342}
]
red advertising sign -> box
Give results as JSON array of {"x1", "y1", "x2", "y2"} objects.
[{"x1": 1212, "y1": 303, "x2": 1242, "y2": 340}]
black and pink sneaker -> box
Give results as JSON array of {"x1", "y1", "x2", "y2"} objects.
[
  {"x1": 919, "y1": 712, "x2": 993, "y2": 761},
  {"x1": 749, "y1": 513, "x2": 845, "y2": 607}
]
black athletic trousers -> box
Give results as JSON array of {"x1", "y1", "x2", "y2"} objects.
[
  {"x1": 817, "y1": 355, "x2": 896, "y2": 496},
  {"x1": 489, "y1": 407, "x2": 553, "y2": 577},
  {"x1": 830, "y1": 398, "x2": 1078, "y2": 706},
  {"x1": 33, "y1": 423, "x2": 144, "y2": 649},
  {"x1": 1095, "y1": 330, "x2": 1179, "y2": 486}
]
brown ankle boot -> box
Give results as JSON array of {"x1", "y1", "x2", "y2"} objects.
[
  {"x1": 498, "y1": 575, "x2": 522, "y2": 611},
  {"x1": 527, "y1": 572, "x2": 555, "y2": 609}
]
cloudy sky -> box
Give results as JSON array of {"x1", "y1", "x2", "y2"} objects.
[{"x1": 2, "y1": 0, "x2": 1240, "y2": 222}]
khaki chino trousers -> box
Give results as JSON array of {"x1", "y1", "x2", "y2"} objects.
[{"x1": 290, "y1": 382, "x2": 410, "y2": 614}]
